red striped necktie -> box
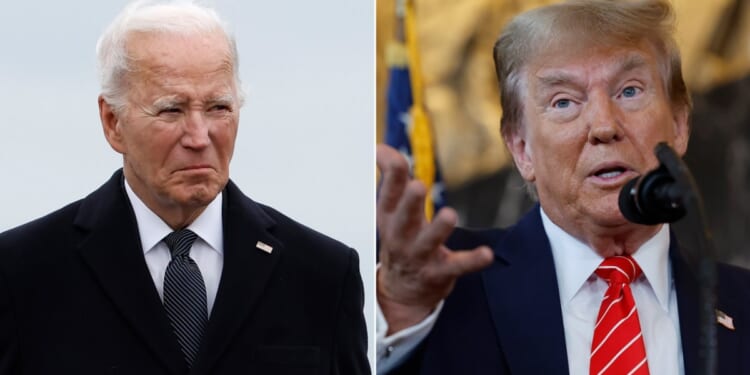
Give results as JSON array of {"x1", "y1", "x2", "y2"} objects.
[{"x1": 590, "y1": 255, "x2": 649, "y2": 375}]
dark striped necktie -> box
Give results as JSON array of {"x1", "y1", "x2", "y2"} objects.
[{"x1": 163, "y1": 229, "x2": 207, "y2": 367}]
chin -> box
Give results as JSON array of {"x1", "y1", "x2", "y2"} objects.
[
  {"x1": 594, "y1": 212, "x2": 631, "y2": 228},
  {"x1": 585, "y1": 198, "x2": 629, "y2": 227},
  {"x1": 174, "y1": 184, "x2": 222, "y2": 207}
]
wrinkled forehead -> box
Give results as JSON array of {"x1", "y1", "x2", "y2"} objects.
[
  {"x1": 528, "y1": 40, "x2": 659, "y2": 82},
  {"x1": 125, "y1": 30, "x2": 235, "y2": 76}
]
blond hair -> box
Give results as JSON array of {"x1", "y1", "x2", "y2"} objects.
[{"x1": 493, "y1": 0, "x2": 691, "y2": 141}]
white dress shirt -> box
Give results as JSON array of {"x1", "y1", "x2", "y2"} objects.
[
  {"x1": 124, "y1": 180, "x2": 224, "y2": 315},
  {"x1": 542, "y1": 209, "x2": 683, "y2": 375},
  {"x1": 377, "y1": 207, "x2": 684, "y2": 375}
]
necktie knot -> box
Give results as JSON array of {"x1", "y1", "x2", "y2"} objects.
[
  {"x1": 163, "y1": 229, "x2": 198, "y2": 258},
  {"x1": 595, "y1": 255, "x2": 642, "y2": 285}
]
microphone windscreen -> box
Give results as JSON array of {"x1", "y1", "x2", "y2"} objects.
[{"x1": 619, "y1": 177, "x2": 650, "y2": 224}]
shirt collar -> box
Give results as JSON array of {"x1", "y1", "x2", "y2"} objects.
[
  {"x1": 124, "y1": 179, "x2": 224, "y2": 255},
  {"x1": 541, "y1": 207, "x2": 671, "y2": 311}
]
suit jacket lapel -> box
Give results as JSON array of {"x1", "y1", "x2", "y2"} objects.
[
  {"x1": 672, "y1": 235, "x2": 743, "y2": 375},
  {"x1": 192, "y1": 180, "x2": 284, "y2": 374},
  {"x1": 671, "y1": 238, "x2": 701, "y2": 375},
  {"x1": 74, "y1": 171, "x2": 185, "y2": 375},
  {"x1": 482, "y1": 207, "x2": 570, "y2": 374}
]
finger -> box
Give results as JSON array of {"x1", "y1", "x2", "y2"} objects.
[
  {"x1": 437, "y1": 246, "x2": 494, "y2": 278},
  {"x1": 411, "y1": 207, "x2": 458, "y2": 258},
  {"x1": 376, "y1": 144, "x2": 410, "y2": 213},
  {"x1": 390, "y1": 179, "x2": 427, "y2": 241}
]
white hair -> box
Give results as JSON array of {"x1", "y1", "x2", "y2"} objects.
[{"x1": 96, "y1": 0, "x2": 244, "y2": 114}]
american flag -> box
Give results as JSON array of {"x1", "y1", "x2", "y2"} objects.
[{"x1": 384, "y1": 0, "x2": 445, "y2": 220}]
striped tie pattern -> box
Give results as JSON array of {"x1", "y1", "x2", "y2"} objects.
[
  {"x1": 590, "y1": 256, "x2": 649, "y2": 375},
  {"x1": 163, "y1": 229, "x2": 207, "y2": 367}
]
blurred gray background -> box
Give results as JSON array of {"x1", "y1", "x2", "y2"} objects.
[{"x1": 0, "y1": 0, "x2": 375, "y2": 365}]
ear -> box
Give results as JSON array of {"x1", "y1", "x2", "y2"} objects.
[
  {"x1": 671, "y1": 104, "x2": 690, "y2": 157},
  {"x1": 505, "y1": 128, "x2": 535, "y2": 183},
  {"x1": 99, "y1": 95, "x2": 126, "y2": 154}
]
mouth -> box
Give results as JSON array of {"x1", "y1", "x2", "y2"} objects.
[
  {"x1": 588, "y1": 163, "x2": 636, "y2": 186},
  {"x1": 595, "y1": 167, "x2": 626, "y2": 179},
  {"x1": 176, "y1": 165, "x2": 214, "y2": 173}
]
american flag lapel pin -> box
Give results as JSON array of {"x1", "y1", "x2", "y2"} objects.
[
  {"x1": 256, "y1": 241, "x2": 273, "y2": 254},
  {"x1": 716, "y1": 309, "x2": 735, "y2": 331}
]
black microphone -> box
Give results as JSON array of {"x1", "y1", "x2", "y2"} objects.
[
  {"x1": 619, "y1": 142, "x2": 717, "y2": 375},
  {"x1": 618, "y1": 147, "x2": 688, "y2": 225}
]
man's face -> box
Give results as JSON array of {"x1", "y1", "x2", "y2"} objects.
[
  {"x1": 507, "y1": 42, "x2": 689, "y2": 235},
  {"x1": 102, "y1": 31, "x2": 239, "y2": 216}
]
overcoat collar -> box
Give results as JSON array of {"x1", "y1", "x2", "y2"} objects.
[{"x1": 74, "y1": 170, "x2": 285, "y2": 375}]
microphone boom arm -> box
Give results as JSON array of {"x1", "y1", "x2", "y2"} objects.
[{"x1": 621, "y1": 142, "x2": 718, "y2": 375}]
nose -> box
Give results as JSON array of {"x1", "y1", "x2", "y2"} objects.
[
  {"x1": 587, "y1": 93, "x2": 624, "y2": 145},
  {"x1": 181, "y1": 111, "x2": 210, "y2": 150}
]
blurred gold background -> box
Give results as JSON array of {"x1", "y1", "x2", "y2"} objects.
[
  {"x1": 376, "y1": 0, "x2": 750, "y2": 264},
  {"x1": 378, "y1": 0, "x2": 748, "y2": 187}
]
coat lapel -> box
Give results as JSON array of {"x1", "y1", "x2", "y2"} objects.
[
  {"x1": 481, "y1": 209, "x2": 743, "y2": 374},
  {"x1": 74, "y1": 171, "x2": 185, "y2": 375},
  {"x1": 482, "y1": 207, "x2": 570, "y2": 374},
  {"x1": 671, "y1": 238, "x2": 701, "y2": 375},
  {"x1": 672, "y1": 235, "x2": 743, "y2": 375},
  {"x1": 191, "y1": 180, "x2": 284, "y2": 374}
]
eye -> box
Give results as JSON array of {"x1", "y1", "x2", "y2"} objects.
[
  {"x1": 159, "y1": 107, "x2": 182, "y2": 115},
  {"x1": 620, "y1": 86, "x2": 641, "y2": 98},
  {"x1": 210, "y1": 104, "x2": 230, "y2": 111},
  {"x1": 552, "y1": 98, "x2": 571, "y2": 109},
  {"x1": 208, "y1": 103, "x2": 234, "y2": 114}
]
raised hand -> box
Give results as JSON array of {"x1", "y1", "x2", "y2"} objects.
[{"x1": 376, "y1": 144, "x2": 494, "y2": 334}]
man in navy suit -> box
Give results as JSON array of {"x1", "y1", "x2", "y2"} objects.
[
  {"x1": 376, "y1": 0, "x2": 750, "y2": 374},
  {"x1": 0, "y1": 1, "x2": 368, "y2": 374}
]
